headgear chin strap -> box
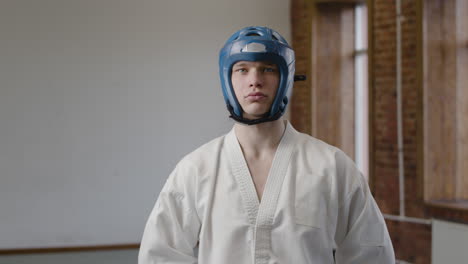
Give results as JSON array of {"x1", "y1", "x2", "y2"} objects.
[
  {"x1": 219, "y1": 26, "x2": 302, "y2": 125},
  {"x1": 227, "y1": 97, "x2": 288, "y2": 126}
]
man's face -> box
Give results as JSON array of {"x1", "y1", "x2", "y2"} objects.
[{"x1": 231, "y1": 61, "x2": 280, "y2": 120}]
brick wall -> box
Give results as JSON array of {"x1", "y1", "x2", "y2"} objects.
[
  {"x1": 372, "y1": 1, "x2": 431, "y2": 263},
  {"x1": 291, "y1": 0, "x2": 468, "y2": 263},
  {"x1": 290, "y1": 0, "x2": 312, "y2": 135}
]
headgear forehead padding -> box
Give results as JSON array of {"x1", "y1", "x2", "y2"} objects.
[{"x1": 219, "y1": 26, "x2": 295, "y2": 125}]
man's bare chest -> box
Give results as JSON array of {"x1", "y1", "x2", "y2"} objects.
[{"x1": 245, "y1": 155, "x2": 274, "y2": 201}]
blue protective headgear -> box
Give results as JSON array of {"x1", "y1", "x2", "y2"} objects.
[{"x1": 219, "y1": 26, "x2": 295, "y2": 125}]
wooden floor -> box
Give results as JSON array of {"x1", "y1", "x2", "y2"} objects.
[{"x1": 0, "y1": 249, "x2": 138, "y2": 264}]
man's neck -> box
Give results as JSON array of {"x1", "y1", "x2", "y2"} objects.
[{"x1": 234, "y1": 119, "x2": 286, "y2": 158}]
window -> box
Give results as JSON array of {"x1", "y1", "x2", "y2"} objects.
[
  {"x1": 424, "y1": 0, "x2": 468, "y2": 205},
  {"x1": 355, "y1": 4, "x2": 369, "y2": 179},
  {"x1": 310, "y1": 0, "x2": 368, "y2": 179}
]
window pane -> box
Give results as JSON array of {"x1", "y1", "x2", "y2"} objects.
[{"x1": 355, "y1": 4, "x2": 368, "y2": 180}]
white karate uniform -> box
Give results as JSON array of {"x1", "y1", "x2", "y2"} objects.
[{"x1": 139, "y1": 121, "x2": 395, "y2": 264}]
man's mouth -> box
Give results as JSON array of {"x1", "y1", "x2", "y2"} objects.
[{"x1": 246, "y1": 92, "x2": 267, "y2": 100}]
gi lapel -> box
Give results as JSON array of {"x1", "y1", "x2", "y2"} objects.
[
  {"x1": 225, "y1": 122, "x2": 296, "y2": 228},
  {"x1": 226, "y1": 129, "x2": 260, "y2": 225}
]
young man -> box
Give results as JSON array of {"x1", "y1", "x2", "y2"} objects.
[{"x1": 139, "y1": 26, "x2": 395, "y2": 263}]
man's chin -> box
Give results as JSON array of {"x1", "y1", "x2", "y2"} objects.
[{"x1": 243, "y1": 112, "x2": 269, "y2": 120}]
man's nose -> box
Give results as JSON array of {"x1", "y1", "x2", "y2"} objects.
[{"x1": 248, "y1": 71, "x2": 264, "y2": 88}]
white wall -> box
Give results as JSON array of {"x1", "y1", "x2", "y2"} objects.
[
  {"x1": 0, "y1": 0, "x2": 290, "y2": 249},
  {"x1": 432, "y1": 219, "x2": 468, "y2": 264}
]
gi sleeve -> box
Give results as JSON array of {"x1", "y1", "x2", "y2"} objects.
[
  {"x1": 333, "y1": 151, "x2": 395, "y2": 264},
  {"x1": 138, "y1": 160, "x2": 201, "y2": 264}
]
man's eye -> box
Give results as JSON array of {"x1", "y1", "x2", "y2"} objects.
[
  {"x1": 264, "y1": 67, "x2": 276, "y2": 72},
  {"x1": 236, "y1": 68, "x2": 247, "y2": 73}
]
